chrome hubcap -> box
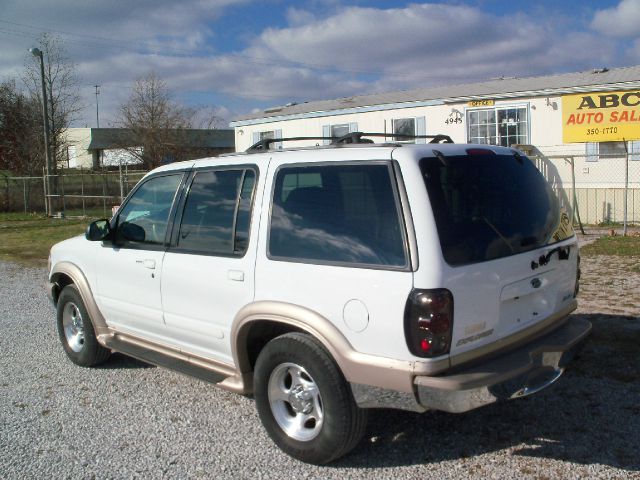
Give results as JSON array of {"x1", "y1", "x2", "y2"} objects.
[
  {"x1": 62, "y1": 302, "x2": 85, "y2": 353},
  {"x1": 268, "y1": 362, "x2": 324, "y2": 441}
]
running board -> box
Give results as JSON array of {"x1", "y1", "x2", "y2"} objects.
[{"x1": 103, "y1": 335, "x2": 230, "y2": 385}]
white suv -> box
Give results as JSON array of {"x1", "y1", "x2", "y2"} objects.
[{"x1": 48, "y1": 135, "x2": 590, "y2": 464}]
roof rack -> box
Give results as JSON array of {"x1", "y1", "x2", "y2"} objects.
[{"x1": 245, "y1": 132, "x2": 453, "y2": 152}]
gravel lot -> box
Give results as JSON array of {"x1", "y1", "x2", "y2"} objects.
[{"x1": 1, "y1": 254, "x2": 639, "y2": 479}]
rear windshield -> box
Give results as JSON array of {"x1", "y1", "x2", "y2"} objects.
[{"x1": 420, "y1": 152, "x2": 573, "y2": 266}]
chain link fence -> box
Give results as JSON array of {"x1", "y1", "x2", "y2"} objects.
[
  {"x1": 2, "y1": 146, "x2": 639, "y2": 228},
  {"x1": 520, "y1": 146, "x2": 639, "y2": 232},
  {"x1": 1, "y1": 167, "x2": 147, "y2": 217}
]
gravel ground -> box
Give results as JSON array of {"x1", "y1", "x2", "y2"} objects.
[{"x1": 1, "y1": 257, "x2": 639, "y2": 479}]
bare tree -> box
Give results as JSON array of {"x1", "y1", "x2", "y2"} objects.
[
  {"x1": 118, "y1": 73, "x2": 191, "y2": 169},
  {"x1": 0, "y1": 80, "x2": 42, "y2": 175},
  {"x1": 24, "y1": 33, "x2": 83, "y2": 173},
  {"x1": 117, "y1": 72, "x2": 222, "y2": 169}
]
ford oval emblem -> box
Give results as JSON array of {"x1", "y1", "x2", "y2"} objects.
[{"x1": 531, "y1": 278, "x2": 542, "y2": 289}]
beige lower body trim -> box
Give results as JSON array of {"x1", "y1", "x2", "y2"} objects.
[
  {"x1": 49, "y1": 262, "x2": 110, "y2": 338},
  {"x1": 448, "y1": 300, "x2": 578, "y2": 369}
]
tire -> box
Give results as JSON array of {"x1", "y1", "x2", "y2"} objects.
[
  {"x1": 254, "y1": 332, "x2": 368, "y2": 464},
  {"x1": 56, "y1": 285, "x2": 111, "y2": 367}
]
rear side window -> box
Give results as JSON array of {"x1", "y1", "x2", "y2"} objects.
[
  {"x1": 420, "y1": 153, "x2": 573, "y2": 266},
  {"x1": 176, "y1": 168, "x2": 256, "y2": 256},
  {"x1": 269, "y1": 163, "x2": 407, "y2": 267}
]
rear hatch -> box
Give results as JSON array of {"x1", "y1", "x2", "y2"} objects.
[{"x1": 419, "y1": 148, "x2": 578, "y2": 359}]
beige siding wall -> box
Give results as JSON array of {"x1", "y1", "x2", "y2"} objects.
[{"x1": 64, "y1": 128, "x2": 94, "y2": 168}]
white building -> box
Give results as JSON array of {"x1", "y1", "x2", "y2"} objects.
[
  {"x1": 64, "y1": 128, "x2": 235, "y2": 169},
  {"x1": 230, "y1": 66, "x2": 640, "y2": 224}
]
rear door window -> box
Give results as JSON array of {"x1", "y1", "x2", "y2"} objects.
[
  {"x1": 269, "y1": 163, "x2": 407, "y2": 268},
  {"x1": 176, "y1": 168, "x2": 256, "y2": 256}
]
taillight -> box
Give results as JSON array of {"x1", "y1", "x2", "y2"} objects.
[{"x1": 404, "y1": 288, "x2": 454, "y2": 358}]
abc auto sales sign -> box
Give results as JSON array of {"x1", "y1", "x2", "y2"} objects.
[{"x1": 562, "y1": 90, "x2": 640, "y2": 142}]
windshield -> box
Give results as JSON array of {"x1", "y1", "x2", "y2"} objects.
[{"x1": 420, "y1": 152, "x2": 573, "y2": 266}]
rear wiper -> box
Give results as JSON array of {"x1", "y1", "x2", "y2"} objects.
[
  {"x1": 472, "y1": 216, "x2": 514, "y2": 253},
  {"x1": 432, "y1": 149, "x2": 448, "y2": 166}
]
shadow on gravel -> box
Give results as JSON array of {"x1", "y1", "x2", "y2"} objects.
[
  {"x1": 335, "y1": 313, "x2": 639, "y2": 473},
  {"x1": 96, "y1": 352, "x2": 156, "y2": 370}
]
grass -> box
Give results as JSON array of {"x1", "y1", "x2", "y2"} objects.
[
  {"x1": 580, "y1": 235, "x2": 640, "y2": 256},
  {"x1": 0, "y1": 215, "x2": 91, "y2": 265}
]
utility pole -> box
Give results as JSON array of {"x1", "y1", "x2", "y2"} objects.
[
  {"x1": 94, "y1": 85, "x2": 100, "y2": 128},
  {"x1": 30, "y1": 47, "x2": 53, "y2": 216}
]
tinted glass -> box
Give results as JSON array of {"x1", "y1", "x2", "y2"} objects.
[
  {"x1": 117, "y1": 174, "x2": 182, "y2": 245},
  {"x1": 178, "y1": 170, "x2": 245, "y2": 254},
  {"x1": 233, "y1": 171, "x2": 256, "y2": 254},
  {"x1": 269, "y1": 164, "x2": 407, "y2": 267},
  {"x1": 420, "y1": 153, "x2": 573, "y2": 266}
]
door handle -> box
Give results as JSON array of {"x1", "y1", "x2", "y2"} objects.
[
  {"x1": 227, "y1": 270, "x2": 244, "y2": 282},
  {"x1": 136, "y1": 259, "x2": 156, "y2": 269}
]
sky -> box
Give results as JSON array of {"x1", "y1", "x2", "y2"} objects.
[{"x1": 2, "y1": 0, "x2": 640, "y2": 128}]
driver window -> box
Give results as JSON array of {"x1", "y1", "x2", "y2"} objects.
[{"x1": 117, "y1": 174, "x2": 182, "y2": 245}]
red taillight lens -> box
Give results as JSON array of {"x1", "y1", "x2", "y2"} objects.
[{"x1": 404, "y1": 289, "x2": 454, "y2": 358}]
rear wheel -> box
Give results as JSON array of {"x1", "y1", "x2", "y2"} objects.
[
  {"x1": 254, "y1": 332, "x2": 367, "y2": 464},
  {"x1": 56, "y1": 285, "x2": 110, "y2": 367}
]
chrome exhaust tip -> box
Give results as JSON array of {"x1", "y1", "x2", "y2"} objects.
[{"x1": 510, "y1": 367, "x2": 565, "y2": 399}]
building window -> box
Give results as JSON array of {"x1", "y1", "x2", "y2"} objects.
[
  {"x1": 260, "y1": 131, "x2": 275, "y2": 141},
  {"x1": 467, "y1": 106, "x2": 528, "y2": 146},
  {"x1": 252, "y1": 129, "x2": 282, "y2": 149},
  {"x1": 586, "y1": 141, "x2": 640, "y2": 162},
  {"x1": 322, "y1": 123, "x2": 358, "y2": 144},
  {"x1": 393, "y1": 118, "x2": 415, "y2": 140},
  {"x1": 392, "y1": 116, "x2": 426, "y2": 143},
  {"x1": 331, "y1": 124, "x2": 351, "y2": 138}
]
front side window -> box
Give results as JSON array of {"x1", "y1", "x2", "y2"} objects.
[
  {"x1": 177, "y1": 169, "x2": 256, "y2": 255},
  {"x1": 117, "y1": 174, "x2": 182, "y2": 245},
  {"x1": 269, "y1": 163, "x2": 407, "y2": 267},
  {"x1": 467, "y1": 107, "x2": 528, "y2": 147}
]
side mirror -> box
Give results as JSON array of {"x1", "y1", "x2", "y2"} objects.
[
  {"x1": 119, "y1": 222, "x2": 146, "y2": 242},
  {"x1": 85, "y1": 219, "x2": 111, "y2": 241}
]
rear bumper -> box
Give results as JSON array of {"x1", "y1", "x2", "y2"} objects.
[{"x1": 414, "y1": 315, "x2": 591, "y2": 413}]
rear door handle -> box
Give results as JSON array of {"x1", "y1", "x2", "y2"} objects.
[
  {"x1": 136, "y1": 259, "x2": 156, "y2": 269},
  {"x1": 227, "y1": 270, "x2": 244, "y2": 282}
]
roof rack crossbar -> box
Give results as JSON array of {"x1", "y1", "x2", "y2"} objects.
[
  {"x1": 333, "y1": 132, "x2": 454, "y2": 144},
  {"x1": 246, "y1": 136, "x2": 336, "y2": 152},
  {"x1": 245, "y1": 132, "x2": 453, "y2": 152}
]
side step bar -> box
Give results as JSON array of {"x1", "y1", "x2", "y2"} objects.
[{"x1": 103, "y1": 335, "x2": 229, "y2": 385}]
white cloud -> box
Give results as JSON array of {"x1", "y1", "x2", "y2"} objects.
[
  {"x1": 591, "y1": 0, "x2": 640, "y2": 38},
  {"x1": 247, "y1": 4, "x2": 614, "y2": 91},
  {"x1": 0, "y1": 1, "x2": 630, "y2": 127}
]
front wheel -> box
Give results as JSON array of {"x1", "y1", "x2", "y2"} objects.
[
  {"x1": 254, "y1": 332, "x2": 367, "y2": 464},
  {"x1": 56, "y1": 285, "x2": 111, "y2": 367}
]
